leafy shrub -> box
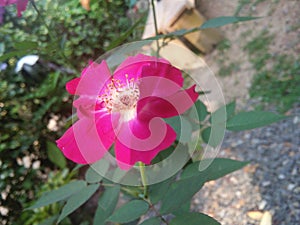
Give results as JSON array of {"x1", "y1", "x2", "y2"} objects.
[{"x1": 0, "y1": 1, "x2": 137, "y2": 224}]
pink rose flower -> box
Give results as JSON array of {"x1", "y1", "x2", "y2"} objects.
[
  {"x1": 0, "y1": 0, "x2": 28, "y2": 17},
  {"x1": 56, "y1": 54, "x2": 198, "y2": 169}
]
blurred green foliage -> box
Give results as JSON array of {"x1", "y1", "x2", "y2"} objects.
[
  {"x1": 0, "y1": 0, "x2": 138, "y2": 224},
  {"x1": 0, "y1": 0, "x2": 134, "y2": 68}
]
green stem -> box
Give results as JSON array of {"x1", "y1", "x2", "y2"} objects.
[
  {"x1": 138, "y1": 162, "x2": 148, "y2": 197},
  {"x1": 151, "y1": 0, "x2": 160, "y2": 57}
]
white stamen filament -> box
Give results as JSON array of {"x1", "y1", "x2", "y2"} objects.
[{"x1": 99, "y1": 75, "x2": 140, "y2": 122}]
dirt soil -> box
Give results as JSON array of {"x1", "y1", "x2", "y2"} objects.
[{"x1": 196, "y1": 0, "x2": 300, "y2": 108}]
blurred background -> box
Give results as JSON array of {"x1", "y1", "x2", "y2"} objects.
[{"x1": 0, "y1": 0, "x2": 299, "y2": 225}]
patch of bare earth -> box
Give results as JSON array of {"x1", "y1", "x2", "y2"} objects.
[{"x1": 196, "y1": 0, "x2": 299, "y2": 108}]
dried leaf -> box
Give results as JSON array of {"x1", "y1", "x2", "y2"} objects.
[
  {"x1": 260, "y1": 211, "x2": 272, "y2": 225},
  {"x1": 247, "y1": 211, "x2": 263, "y2": 221},
  {"x1": 80, "y1": 0, "x2": 90, "y2": 10}
]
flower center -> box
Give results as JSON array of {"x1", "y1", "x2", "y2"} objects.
[{"x1": 100, "y1": 75, "x2": 140, "y2": 122}]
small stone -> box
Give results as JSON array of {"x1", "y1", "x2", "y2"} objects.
[
  {"x1": 244, "y1": 133, "x2": 251, "y2": 139},
  {"x1": 287, "y1": 183, "x2": 296, "y2": 191},
  {"x1": 265, "y1": 131, "x2": 272, "y2": 137},
  {"x1": 219, "y1": 209, "x2": 226, "y2": 218},
  {"x1": 247, "y1": 211, "x2": 263, "y2": 220},
  {"x1": 251, "y1": 138, "x2": 260, "y2": 145},
  {"x1": 236, "y1": 191, "x2": 242, "y2": 197},
  {"x1": 293, "y1": 116, "x2": 300, "y2": 124},
  {"x1": 230, "y1": 176, "x2": 238, "y2": 184},
  {"x1": 291, "y1": 167, "x2": 297, "y2": 176},
  {"x1": 282, "y1": 159, "x2": 289, "y2": 165},
  {"x1": 294, "y1": 187, "x2": 300, "y2": 193},
  {"x1": 232, "y1": 139, "x2": 243, "y2": 147},
  {"x1": 262, "y1": 181, "x2": 271, "y2": 187},
  {"x1": 293, "y1": 202, "x2": 300, "y2": 207},
  {"x1": 259, "y1": 200, "x2": 267, "y2": 210}
]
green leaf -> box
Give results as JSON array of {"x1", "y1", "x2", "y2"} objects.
[
  {"x1": 39, "y1": 216, "x2": 58, "y2": 225},
  {"x1": 33, "y1": 97, "x2": 57, "y2": 122},
  {"x1": 27, "y1": 180, "x2": 87, "y2": 209},
  {"x1": 0, "y1": 50, "x2": 26, "y2": 61},
  {"x1": 57, "y1": 183, "x2": 100, "y2": 223},
  {"x1": 170, "y1": 212, "x2": 220, "y2": 225},
  {"x1": 0, "y1": 43, "x2": 5, "y2": 55},
  {"x1": 148, "y1": 176, "x2": 174, "y2": 204},
  {"x1": 160, "y1": 176, "x2": 205, "y2": 214},
  {"x1": 203, "y1": 102, "x2": 236, "y2": 147},
  {"x1": 200, "y1": 16, "x2": 260, "y2": 29},
  {"x1": 93, "y1": 185, "x2": 120, "y2": 225},
  {"x1": 226, "y1": 101, "x2": 236, "y2": 120},
  {"x1": 173, "y1": 201, "x2": 191, "y2": 216},
  {"x1": 212, "y1": 101, "x2": 236, "y2": 121},
  {"x1": 226, "y1": 111, "x2": 286, "y2": 131},
  {"x1": 85, "y1": 167, "x2": 103, "y2": 184},
  {"x1": 107, "y1": 200, "x2": 149, "y2": 223},
  {"x1": 190, "y1": 100, "x2": 208, "y2": 122},
  {"x1": 181, "y1": 158, "x2": 248, "y2": 181},
  {"x1": 140, "y1": 217, "x2": 161, "y2": 225},
  {"x1": 14, "y1": 41, "x2": 38, "y2": 50},
  {"x1": 201, "y1": 127, "x2": 210, "y2": 144},
  {"x1": 86, "y1": 159, "x2": 110, "y2": 183},
  {"x1": 124, "y1": 219, "x2": 140, "y2": 225},
  {"x1": 46, "y1": 141, "x2": 66, "y2": 169},
  {"x1": 146, "y1": 17, "x2": 259, "y2": 41},
  {"x1": 165, "y1": 116, "x2": 192, "y2": 143},
  {"x1": 201, "y1": 125, "x2": 224, "y2": 148},
  {"x1": 151, "y1": 146, "x2": 175, "y2": 164}
]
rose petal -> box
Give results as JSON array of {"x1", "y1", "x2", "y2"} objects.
[
  {"x1": 113, "y1": 54, "x2": 182, "y2": 90},
  {"x1": 75, "y1": 60, "x2": 111, "y2": 96},
  {"x1": 73, "y1": 95, "x2": 105, "y2": 119},
  {"x1": 16, "y1": 0, "x2": 28, "y2": 17},
  {"x1": 116, "y1": 117, "x2": 169, "y2": 151},
  {"x1": 56, "y1": 114, "x2": 115, "y2": 164},
  {"x1": 139, "y1": 71, "x2": 183, "y2": 100},
  {"x1": 0, "y1": 0, "x2": 17, "y2": 6},
  {"x1": 114, "y1": 54, "x2": 169, "y2": 74},
  {"x1": 66, "y1": 77, "x2": 80, "y2": 95},
  {"x1": 138, "y1": 85, "x2": 198, "y2": 120},
  {"x1": 115, "y1": 121, "x2": 176, "y2": 169}
]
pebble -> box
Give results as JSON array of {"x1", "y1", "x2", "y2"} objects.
[
  {"x1": 244, "y1": 133, "x2": 251, "y2": 139},
  {"x1": 259, "y1": 200, "x2": 267, "y2": 210},
  {"x1": 294, "y1": 187, "x2": 300, "y2": 194},
  {"x1": 293, "y1": 116, "x2": 299, "y2": 124},
  {"x1": 251, "y1": 138, "x2": 260, "y2": 145},
  {"x1": 291, "y1": 167, "x2": 297, "y2": 176},
  {"x1": 262, "y1": 181, "x2": 271, "y2": 187},
  {"x1": 287, "y1": 184, "x2": 296, "y2": 191}
]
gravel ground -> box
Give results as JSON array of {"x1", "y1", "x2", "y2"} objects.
[
  {"x1": 190, "y1": 1, "x2": 300, "y2": 225},
  {"x1": 192, "y1": 103, "x2": 300, "y2": 225}
]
